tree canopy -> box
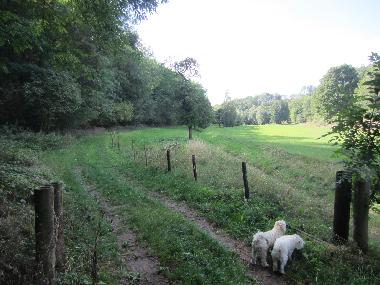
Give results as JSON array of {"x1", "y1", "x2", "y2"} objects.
[
  {"x1": 313, "y1": 64, "x2": 359, "y2": 122},
  {"x1": 329, "y1": 54, "x2": 380, "y2": 203},
  {"x1": 0, "y1": 0, "x2": 212, "y2": 132}
]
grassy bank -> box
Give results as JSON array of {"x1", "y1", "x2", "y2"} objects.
[{"x1": 0, "y1": 129, "x2": 120, "y2": 284}]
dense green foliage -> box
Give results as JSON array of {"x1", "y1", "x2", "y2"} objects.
[
  {"x1": 216, "y1": 93, "x2": 290, "y2": 126},
  {"x1": 313, "y1": 64, "x2": 359, "y2": 122},
  {"x1": 215, "y1": 64, "x2": 367, "y2": 126},
  {"x1": 330, "y1": 53, "x2": 380, "y2": 203},
  {"x1": 0, "y1": 0, "x2": 212, "y2": 131}
]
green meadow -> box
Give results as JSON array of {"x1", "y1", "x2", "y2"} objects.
[{"x1": 43, "y1": 123, "x2": 379, "y2": 284}]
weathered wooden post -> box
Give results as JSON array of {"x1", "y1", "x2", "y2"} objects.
[
  {"x1": 242, "y1": 162, "x2": 250, "y2": 200},
  {"x1": 353, "y1": 178, "x2": 370, "y2": 252},
  {"x1": 333, "y1": 171, "x2": 352, "y2": 243},
  {"x1": 166, "y1": 149, "x2": 171, "y2": 172},
  {"x1": 188, "y1": 126, "x2": 193, "y2": 140},
  {"x1": 192, "y1": 154, "x2": 197, "y2": 181},
  {"x1": 131, "y1": 139, "x2": 135, "y2": 160},
  {"x1": 35, "y1": 184, "x2": 56, "y2": 284},
  {"x1": 52, "y1": 182, "x2": 66, "y2": 271},
  {"x1": 144, "y1": 145, "x2": 148, "y2": 166}
]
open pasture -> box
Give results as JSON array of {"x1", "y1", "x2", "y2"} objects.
[
  {"x1": 115, "y1": 124, "x2": 380, "y2": 284},
  {"x1": 41, "y1": 124, "x2": 380, "y2": 284}
]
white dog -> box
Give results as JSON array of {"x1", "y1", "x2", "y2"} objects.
[
  {"x1": 271, "y1": 234, "x2": 304, "y2": 274},
  {"x1": 251, "y1": 220, "x2": 287, "y2": 267}
]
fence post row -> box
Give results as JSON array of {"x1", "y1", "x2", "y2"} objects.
[
  {"x1": 333, "y1": 171, "x2": 351, "y2": 243},
  {"x1": 242, "y1": 162, "x2": 250, "y2": 200},
  {"x1": 167, "y1": 149, "x2": 171, "y2": 172},
  {"x1": 192, "y1": 154, "x2": 197, "y2": 181},
  {"x1": 35, "y1": 185, "x2": 56, "y2": 284},
  {"x1": 35, "y1": 182, "x2": 67, "y2": 283}
]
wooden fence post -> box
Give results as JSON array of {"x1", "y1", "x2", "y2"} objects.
[
  {"x1": 35, "y1": 184, "x2": 56, "y2": 284},
  {"x1": 192, "y1": 155, "x2": 197, "y2": 181},
  {"x1": 353, "y1": 178, "x2": 370, "y2": 252},
  {"x1": 333, "y1": 171, "x2": 351, "y2": 243},
  {"x1": 242, "y1": 162, "x2": 250, "y2": 200},
  {"x1": 167, "y1": 149, "x2": 171, "y2": 172},
  {"x1": 144, "y1": 145, "x2": 148, "y2": 166},
  {"x1": 131, "y1": 139, "x2": 135, "y2": 160},
  {"x1": 52, "y1": 182, "x2": 66, "y2": 271}
]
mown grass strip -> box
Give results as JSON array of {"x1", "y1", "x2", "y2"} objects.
[{"x1": 44, "y1": 145, "x2": 121, "y2": 285}]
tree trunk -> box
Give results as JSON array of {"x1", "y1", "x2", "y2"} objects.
[
  {"x1": 353, "y1": 178, "x2": 370, "y2": 253},
  {"x1": 188, "y1": 126, "x2": 193, "y2": 140}
]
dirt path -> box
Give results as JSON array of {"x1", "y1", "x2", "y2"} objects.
[
  {"x1": 76, "y1": 169, "x2": 170, "y2": 285},
  {"x1": 120, "y1": 171, "x2": 294, "y2": 285},
  {"x1": 148, "y1": 192, "x2": 294, "y2": 285}
]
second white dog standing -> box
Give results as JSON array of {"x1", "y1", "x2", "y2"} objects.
[
  {"x1": 271, "y1": 234, "x2": 304, "y2": 274},
  {"x1": 251, "y1": 220, "x2": 287, "y2": 267}
]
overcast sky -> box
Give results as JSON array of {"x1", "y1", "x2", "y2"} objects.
[{"x1": 136, "y1": 0, "x2": 380, "y2": 105}]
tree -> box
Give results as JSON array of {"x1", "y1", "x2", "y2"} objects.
[
  {"x1": 313, "y1": 64, "x2": 359, "y2": 122},
  {"x1": 179, "y1": 81, "x2": 213, "y2": 139},
  {"x1": 329, "y1": 53, "x2": 380, "y2": 252},
  {"x1": 174, "y1": 57, "x2": 200, "y2": 80},
  {"x1": 270, "y1": 100, "x2": 289, "y2": 124},
  {"x1": 256, "y1": 106, "x2": 271, "y2": 124},
  {"x1": 174, "y1": 58, "x2": 212, "y2": 139},
  {"x1": 214, "y1": 108, "x2": 222, "y2": 127},
  {"x1": 23, "y1": 69, "x2": 82, "y2": 131},
  {"x1": 220, "y1": 103, "x2": 238, "y2": 127},
  {"x1": 0, "y1": 0, "x2": 171, "y2": 130}
]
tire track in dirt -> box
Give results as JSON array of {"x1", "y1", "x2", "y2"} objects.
[
  {"x1": 150, "y1": 192, "x2": 294, "y2": 285},
  {"x1": 76, "y1": 169, "x2": 170, "y2": 285}
]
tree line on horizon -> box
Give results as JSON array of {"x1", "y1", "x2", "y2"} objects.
[{"x1": 214, "y1": 63, "x2": 375, "y2": 127}]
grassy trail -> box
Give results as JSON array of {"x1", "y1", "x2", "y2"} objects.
[
  {"x1": 42, "y1": 125, "x2": 380, "y2": 285},
  {"x1": 45, "y1": 135, "x2": 254, "y2": 284},
  {"x1": 113, "y1": 163, "x2": 291, "y2": 284},
  {"x1": 75, "y1": 167, "x2": 170, "y2": 285}
]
